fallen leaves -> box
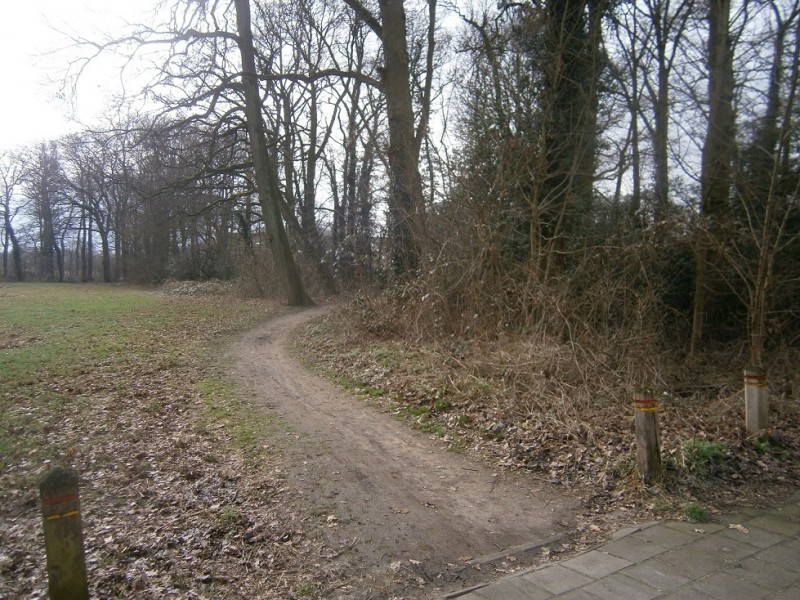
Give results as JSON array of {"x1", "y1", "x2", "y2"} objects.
[
  {"x1": 296, "y1": 305, "x2": 800, "y2": 538},
  {"x1": 0, "y1": 287, "x2": 336, "y2": 599}
]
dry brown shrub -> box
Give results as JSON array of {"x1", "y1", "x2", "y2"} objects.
[{"x1": 230, "y1": 243, "x2": 284, "y2": 298}]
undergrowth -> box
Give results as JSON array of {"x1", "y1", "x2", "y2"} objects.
[{"x1": 297, "y1": 277, "x2": 800, "y2": 519}]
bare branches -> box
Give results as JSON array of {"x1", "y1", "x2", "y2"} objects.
[
  {"x1": 259, "y1": 68, "x2": 381, "y2": 89},
  {"x1": 341, "y1": 0, "x2": 383, "y2": 39}
]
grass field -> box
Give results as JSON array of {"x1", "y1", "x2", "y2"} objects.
[
  {"x1": 0, "y1": 284, "x2": 258, "y2": 468},
  {"x1": 0, "y1": 283, "x2": 311, "y2": 598}
]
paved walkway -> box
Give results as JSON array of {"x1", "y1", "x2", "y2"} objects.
[{"x1": 449, "y1": 490, "x2": 800, "y2": 599}]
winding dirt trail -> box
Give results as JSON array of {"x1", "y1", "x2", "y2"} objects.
[{"x1": 231, "y1": 307, "x2": 579, "y2": 596}]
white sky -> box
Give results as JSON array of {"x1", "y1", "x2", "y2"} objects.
[{"x1": 0, "y1": 0, "x2": 160, "y2": 151}]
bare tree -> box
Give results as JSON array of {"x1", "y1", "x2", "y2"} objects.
[
  {"x1": 0, "y1": 152, "x2": 25, "y2": 281},
  {"x1": 729, "y1": 0, "x2": 800, "y2": 365},
  {"x1": 61, "y1": 132, "x2": 120, "y2": 282},
  {"x1": 691, "y1": 0, "x2": 737, "y2": 356},
  {"x1": 234, "y1": 0, "x2": 313, "y2": 304},
  {"x1": 342, "y1": 0, "x2": 432, "y2": 274},
  {"x1": 22, "y1": 143, "x2": 69, "y2": 282}
]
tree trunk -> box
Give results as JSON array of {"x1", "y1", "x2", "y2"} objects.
[
  {"x1": 3, "y1": 208, "x2": 23, "y2": 281},
  {"x1": 87, "y1": 212, "x2": 94, "y2": 282},
  {"x1": 690, "y1": 0, "x2": 736, "y2": 356},
  {"x1": 540, "y1": 0, "x2": 601, "y2": 274},
  {"x1": 377, "y1": 0, "x2": 427, "y2": 274},
  {"x1": 98, "y1": 222, "x2": 113, "y2": 283},
  {"x1": 342, "y1": 0, "x2": 429, "y2": 274},
  {"x1": 2, "y1": 227, "x2": 7, "y2": 279},
  {"x1": 653, "y1": 44, "x2": 670, "y2": 222},
  {"x1": 378, "y1": 0, "x2": 425, "y2": 275},
  {"x1": 234, "y1": 0, "x2": 313, "y2": 306}
]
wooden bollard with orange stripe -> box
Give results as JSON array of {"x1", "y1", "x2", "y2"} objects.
[
  {"x1": 744, "y1": 366, "x2": 768, "y2": 435},
  {"x1": 634, "y1": 390, "x2": 662, "y2": 484},
  {"x1": 39, "y1": 466, "x2": 89, "y2": 600}
]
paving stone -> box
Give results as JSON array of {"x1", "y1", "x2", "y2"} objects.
[
  {"x1": 719, "y1": 523, "x2": 787, "y2": 549},
  {"x1": 768, "y1": 584, "x2": 800, "y2": 600},
  {"x1": 723, "y1": 512, "x2": 762, "y2": 526},
  {"x1": 582, "y1": 573, "x2": 660, "y2": 600},
  {"x1": 690, "y1": 532, "x2": 761, "y2": 560},
  {"x1": 720, "y1": 506, "x2": 764, "y2": 523},
  {"x1": 609, "y1": 521, "x2": 659, "y2": 540},
  {"x1": 746, "y1": 514, "x2": 800, "y2": 537},
  {"x1": 520, "y1": 564, "x2": 593, "y2": 594},
  {"x1": 754, "y1": 540, "x2": 800, "y2": 573},
  {"x1": 776, "y1": 504, "x2": 800, "y2": 518},
  {"x1": 451, "y1": 592, "x2": 484, "y2": 600},
  {"x1": 447, "y1": 495, "x2": 800, "y2": 600},
  {"x1": 601, "y1": 536, "x2": 668, "y2": 562},
  {"x1": 690, "y1": 571, "x2": 772, "y2": 600},
  {"x1": 555, "y1": 589, "x2": 602, "y2": 600},
  {"x1": 774, "y1": 496, "x2": 800, "y2": 518},
  {"x1": 657, "y1": 547, "x2": 732, "y2": 579},
  {"x1": 724, "y1": 556, "x2": 800, "y2": 591},
  {"x1": 559, "y1": 550, "x2": 632, "y2": 578},
  {"x1": 465, "y1": 575, "x2": 553, "y2": 600},
  {"x1": 661, "y1": 585, "x2": 718, "y2": 599},
  {"x1": 629, "y1": 525, "x2": 697, "y2": 549},
  {"x1": 621, "y1": 559, "x2": 692, "y2": 593},
  {"x1": 662, "y1": 520, "x2": 726, "y2": 535}
]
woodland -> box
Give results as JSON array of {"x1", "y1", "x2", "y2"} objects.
[
  {"x1": 2, "y1": 1, "x2": 800, "y2": 596},
  {"x1": 1, "y1": 0, "x2": 799, "y2": 402}
]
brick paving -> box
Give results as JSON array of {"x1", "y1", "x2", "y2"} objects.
[{"x1": 449, "y1": 491, "x2": 800, "y2": 599}]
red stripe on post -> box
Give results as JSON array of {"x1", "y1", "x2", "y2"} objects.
[
  {"x1": 634, "y1": 399, "x2": 658, "y2": 411},
  {"x1": 42, "y1": 494, "x2": 78, "y2": 506}
]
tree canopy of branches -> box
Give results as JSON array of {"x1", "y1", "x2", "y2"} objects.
[{"x1": 3, "y1": 0, "x2": 799, "y2": 367}]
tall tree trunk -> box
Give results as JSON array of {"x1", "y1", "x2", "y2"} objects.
[
  {"x1": 540, "y1": 0, "x2": 601, "y2": 277},
  {"x1": 344, "y1": 0, "x2": 427, "y2": 274},
  {"x1": 303, "y1": 84, "x2": 320, "y2": 244},
  {"x1": 40, "y1": 204, "x2": 56, "y2": 282},
  {"x1": 377, "y1": 0, "x2": 427, "y2": 274},
  {"x1": 54, "y1": 236, "x2": 65, "y2": 282},
  {"x1": 87, "y1": 212, "x2": 94, "y2": 282},
  {"x1": 2, "y1": 227, "x2": 7, "y2": 279},
  {"x1": 3, "y1": 208, "x2": 23, "y2": 281},
  {"x1": 98, "y1": 221, "x2": 113, "y2": 283},
  {"x1": 651, "y1": 2, "x2": 670, "y2": 222},
  {"x1": 653, "y1": 41, "x2": 670, "y2": 221},
  {"x1": 79, "y1": 209, "x2": 87, "y2": 282},
  {"x1": 690, "y1": 0, "x2": 736, "y2": 356},
  {"x1": 234, "y1": 0, "x2": 313, "y2": 306}
]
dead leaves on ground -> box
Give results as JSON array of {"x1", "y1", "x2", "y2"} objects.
[
  {"x1": 0, "y1": 289, "x2": 329, "y2": 599},
  {"x1": 296, "y1": 307, "x2": 800, "y2": 533}
]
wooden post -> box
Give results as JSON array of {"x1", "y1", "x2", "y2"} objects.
[
  {"x1": 634, "y1": 390, "x2": 662, "y2": 484},
  {"x1": 39, "y1": 466, "x2": 89, "y2": 600},
  {"x1": 744, "y1": 366, "x2": 768, "y2": 435}
]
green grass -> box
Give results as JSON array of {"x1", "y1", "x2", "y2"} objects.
[
  {"x1": 673, "y1": 439, "x2": 729, "y2": 479},
  {"x1": 193, "y1": 370, "x2": 283, "y2": 462},
  {"x1": 684, "y1": 503, "x2": 710, "y2": 523},
  {"x1": 371, "y1": 346, "x2": 422, "y2": 370},
  {"x1": 0, "y1": 282, "x2": 264, "y2": 469},
  {"x1": 323, "y1": 371, "x2": 385, "y2": 398}
]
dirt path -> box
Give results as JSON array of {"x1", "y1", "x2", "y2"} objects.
[{"x1": 231, "y1": 307, "x2": 579, "y2": 597}]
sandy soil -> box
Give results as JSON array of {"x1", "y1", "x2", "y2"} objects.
[{"x1": 230, "y1": 307, "x2": 580, "y2": 597}]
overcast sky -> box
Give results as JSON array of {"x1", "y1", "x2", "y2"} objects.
[{"x1": 0, "y1": 0, "x2": 160, "y2": 151}]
